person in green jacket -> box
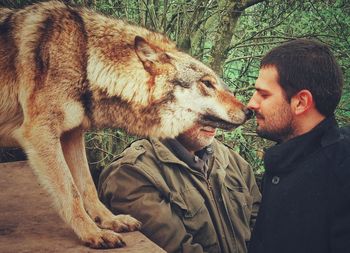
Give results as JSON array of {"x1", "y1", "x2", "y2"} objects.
[{"x1": 98, "y1": 123, "x2": 261, "y2": 253}]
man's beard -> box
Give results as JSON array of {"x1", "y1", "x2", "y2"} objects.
[
  {"x1": 177, "y1": 134, "x2": 214, "y2": 152},
  {"x1": 256, "y1": 111, "x2": 295, "y2": 143}
]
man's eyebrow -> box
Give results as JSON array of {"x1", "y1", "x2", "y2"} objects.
[
  {"x1": 255, "y1": 87, "x2": 270, "y2": 94},
  {"x1": 255, "y1": 87, "x2": 264, "y2": 92}
]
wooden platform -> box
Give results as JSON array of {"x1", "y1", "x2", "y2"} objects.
[{"x1": 0, "y1": 161, "x2": 165, "y2": 253}]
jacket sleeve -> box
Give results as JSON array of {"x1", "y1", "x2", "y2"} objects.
[{"x1": 98, "y1": 163, "x2": 206, "y2": 253}]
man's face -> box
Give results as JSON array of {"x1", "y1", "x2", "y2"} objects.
[
  {"x1": 247, "y1": 66, "x2": 295, "y2": 143},
  {"x1": 177, "y1": 124, "x2": 217, "y2": 153}
]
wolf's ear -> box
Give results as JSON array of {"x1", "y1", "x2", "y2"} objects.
[{"x1": 134, "y1": 36, "x2": 160, "y2": 63}]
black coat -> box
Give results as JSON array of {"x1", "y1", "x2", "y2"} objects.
[
  {"x1": 249, "y1": 117, "x2": 350, "y2": 253},
  {"x1": 340, "y1": 125, "x2": 350, "y2": 136}
]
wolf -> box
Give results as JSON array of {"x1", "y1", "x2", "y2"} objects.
[{"x1": 0, "y1": 1, "x2": 251, "y2": 249}]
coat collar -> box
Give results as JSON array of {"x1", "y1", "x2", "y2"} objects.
[{"x1": 264, "y1": 116, "x2": 340, "y2": 175}]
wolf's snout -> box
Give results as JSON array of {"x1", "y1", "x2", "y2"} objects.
[{"x1": 244, "y1": 108, "x2": 254, "y2": 120}]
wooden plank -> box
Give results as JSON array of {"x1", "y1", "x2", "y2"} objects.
[{"x1": 0, "y1": 161, "x2": 165, "y2": 253}]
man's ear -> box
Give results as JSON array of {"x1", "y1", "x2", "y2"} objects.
[{"x1": 291, "y1": 89, "x2": 314, "y2": 115}]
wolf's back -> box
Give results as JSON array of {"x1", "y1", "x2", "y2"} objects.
[
  {"x1": 0, "y1": 7, "x2": 13, "y2": 22},
  {"x1": 0, "y1": 6, "x2": 19, "y2": 112}
]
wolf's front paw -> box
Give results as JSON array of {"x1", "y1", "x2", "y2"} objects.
[
  {"x1": 84, "y1": 229, "x2": 126, "y2": 249},
  {"x1": 100, "y1": 214, "x2": 142, "y2": 232}
]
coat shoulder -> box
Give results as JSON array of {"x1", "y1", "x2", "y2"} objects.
[{"x1": 98, "y1": 139, "x2": 157, "y2": 185}]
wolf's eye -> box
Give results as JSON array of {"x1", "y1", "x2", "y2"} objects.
[{"x1": 202, "y1": 80, "x2": 214, "y2": 89}]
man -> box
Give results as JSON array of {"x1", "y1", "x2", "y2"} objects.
[
  {"x1": 98, "y1": 123, "x2": 261, "y2": 253},
  {"x1": 247, "y1": 39, "x2": 350, "y2": 253}
]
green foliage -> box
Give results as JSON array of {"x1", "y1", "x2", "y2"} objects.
[{"x1": 85, "y1": 129, "x2": 136, "y2": 174}]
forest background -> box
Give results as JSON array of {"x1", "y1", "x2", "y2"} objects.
[{"x1": 1, "y1": 0, "x2": 349, "y2": 183}]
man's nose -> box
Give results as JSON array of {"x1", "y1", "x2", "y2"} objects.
[{"x1": 247, "y1": 96, "x2": 258, "y2": 111}]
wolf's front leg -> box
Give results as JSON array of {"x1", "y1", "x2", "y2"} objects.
[
  {"x1": 15, "y1": 124, "x2": 126, "y2": 248},
  {"x1": 60, "y1": 128, "x2": 142, "y2": 233}
]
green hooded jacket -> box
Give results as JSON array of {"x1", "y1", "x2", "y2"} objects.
[{"x1": 98, "y1": 138, "x2": 261, "y2": 253}]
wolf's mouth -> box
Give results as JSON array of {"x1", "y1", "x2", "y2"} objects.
[{"x1": 199, "y1": 114, "x2": 241, "y2": 130}]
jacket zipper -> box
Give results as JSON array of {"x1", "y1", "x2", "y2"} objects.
[{"x1": 205, "y1": 178, "x2": 233, "y2": 252}]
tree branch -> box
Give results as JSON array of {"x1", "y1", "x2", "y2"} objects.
[{"x1": 225, "y1": 54, "x2": 264, "y2": 64}]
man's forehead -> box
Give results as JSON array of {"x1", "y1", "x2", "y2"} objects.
[
  {"x1": 255, "y1": 66, "x2": 280, "y2": 89},
  {"x1": 254, "y1": 78, "x2": 269, "y2": 91}
]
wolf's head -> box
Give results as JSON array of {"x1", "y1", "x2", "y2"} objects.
[
  {"x1": 132, "y1": 36, "x2": 251, "y2": 138},
  {"x1": 86, "y1": 20, "x2": 251, "y2": 138}
]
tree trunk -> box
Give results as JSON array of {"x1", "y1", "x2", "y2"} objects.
[
  {"x1": 206, "y1": 1, "x2": 240, "y2": 75},
  {"x1": 207, "y1": 0, "x2": 265, "y2": 75}
]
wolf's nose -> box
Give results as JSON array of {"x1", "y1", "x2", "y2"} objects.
[{"x1": 244, "y1": 108, "x2": 254, "y2": 119}]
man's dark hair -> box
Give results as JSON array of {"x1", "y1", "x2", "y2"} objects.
[{"x1": 261, "y1": 39, "x2": 344, "y2": 117}]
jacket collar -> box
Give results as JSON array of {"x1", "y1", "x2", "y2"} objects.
[
  {"x1": 163, "y1": 138, "x2": 213, "y2": 173},
  {"x1": 149, "y1": 138, "x2": 185, "y2": 165},
  {"x1": 264, "y1": 116, "x2": 340, "y2": 174},
  {"x1": 149, "y1": 138, "x2": 223, "y2": 177}
]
